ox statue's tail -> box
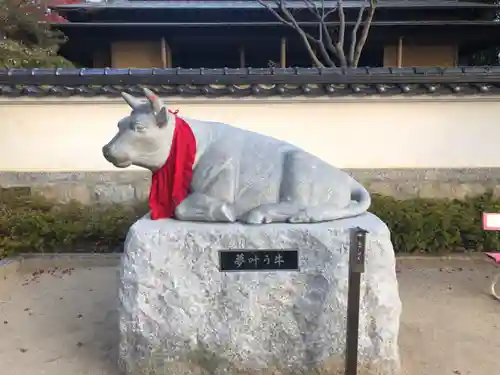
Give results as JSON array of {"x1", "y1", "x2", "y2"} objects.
[{"x1": 328, "y1": 179, "x2": 372, "y2": 221}]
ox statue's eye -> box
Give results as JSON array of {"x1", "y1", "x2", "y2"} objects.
[{"x1": 134, "y1": 124, "x2": 146, "y2": 132}]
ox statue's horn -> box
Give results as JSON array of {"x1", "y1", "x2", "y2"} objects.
[
  {"x1": 143, "y1": 87, "x2": 163, "y2": 114},
  {"x1": 121, "y1": 92, "x2": 142, "y2": 109}
]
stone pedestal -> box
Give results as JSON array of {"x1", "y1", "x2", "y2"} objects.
[{"x1": 118, "y1": 213, "x2": 402, "y2": 375}]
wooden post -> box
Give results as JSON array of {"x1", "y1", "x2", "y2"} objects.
[
  {"x1": 160, "y1": 37, "x2": 167, "y2": 68},
  {"x1": 280, "y1": 37, "x2": 287, "y2": 68},
  {"x1": 239, "y1": 46, "x2": 245, "y2": 68},
  {"x1": 166, "y1": 42, "x2": 172, "y2": 68},
  {"x1": 397, "y1": 36, "x2": 403, "y2": 68},
  {"x1": 161, "y1": 37, "x2": 173, "y2": 68}
]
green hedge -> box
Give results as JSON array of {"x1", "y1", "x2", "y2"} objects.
[
  {"x1": 0, "y1": 189, "x2": 147, "y2": 259},
  {"x1": 1, "y1": 189, "x2": 500, "y2": 259},
  {"x1": 372, "y1": 192, "x2": 500, "y2": 254}
]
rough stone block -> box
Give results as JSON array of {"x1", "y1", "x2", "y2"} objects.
[
  {"x1": 94, "y1": 184, "x2": 136, "y2": 203},
  {"x1": 119, "y1": 213, "x2": 402, "y2": 375},
  {"x1": 133, "y1": 180, "x2": 151, "y2": 202},
  {"x1": 32, "y1": 183, "x2": 92, "y2": 204},
  {"x1": 0, "y1": 186, "x2": 32, "y2": 197}
]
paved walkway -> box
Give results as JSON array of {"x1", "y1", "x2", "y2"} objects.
[{"x1": 0, "y1": 257, "x2": 499, "y2": 375}]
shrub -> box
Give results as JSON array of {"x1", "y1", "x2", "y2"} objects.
[
  {"x1": 0, "y1": 0, "x2": 74, "y2": 69},
  {"x1": 0, "y1": 39, "x2": 74, "y2": 69},
  {"x1": 0, "y1": 189, "x2": 147, "y2": 259},
  {"x1": 1, "y1": 189, "x2": 500, "y2": 259},
  {"x1": 371, "y1": 192, "x2": 500, "y2": 254}
]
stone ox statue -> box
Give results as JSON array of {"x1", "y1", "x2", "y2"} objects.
[{"x1": 102, "y1": 88, "x2": 371, "y2": 224}]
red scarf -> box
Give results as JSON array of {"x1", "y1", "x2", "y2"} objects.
[{"x1": 149, "y1": 111, "x2": 196, "y2": 220}]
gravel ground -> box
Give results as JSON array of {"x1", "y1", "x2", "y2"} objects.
[{"x1": 0, "y1": 257, "x2": 499, "y2": 375}]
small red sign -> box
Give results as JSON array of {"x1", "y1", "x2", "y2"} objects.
[{"x1": 486, "y1": 252, "x2": 500, "y2": 263}]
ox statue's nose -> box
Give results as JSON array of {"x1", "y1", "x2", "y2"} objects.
[
  {"x1": 102, "y1": 145, "x2": 112, "y2": 159},
  {"x1": 102, "y1": 145, "x2": 110, "y2": 156}
]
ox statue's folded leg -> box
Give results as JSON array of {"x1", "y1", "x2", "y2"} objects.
[
  {"x1": 243, "y1": 202, "x2": 302, "y2": 224},
  {"x1": 175, "y1": 193, "x2": 237, "y2": 222}
]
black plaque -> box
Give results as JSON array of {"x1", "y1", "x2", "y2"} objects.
[
  {"x1": 350, "y1": 228, "x2": 367, "y2": 274},
  {"x1": 219, "y1": 249, "x2": 299, "y2": 272}
]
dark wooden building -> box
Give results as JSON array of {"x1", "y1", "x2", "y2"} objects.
[{"x1": 50, "y1": 0, "x2": 500, "y2": 69}]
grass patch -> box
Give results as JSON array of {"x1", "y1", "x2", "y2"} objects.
[{"x1": 1, "y1": 188, "x2": 500, "y2": 259}]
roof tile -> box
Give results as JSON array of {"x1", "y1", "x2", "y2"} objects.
[{"x1": 1, "y1": 67, "x2": 499, "y2": 97}]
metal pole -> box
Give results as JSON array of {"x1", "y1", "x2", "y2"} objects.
[{"x1": 345, "y1": 227, "x2": 368, "y2": 375}]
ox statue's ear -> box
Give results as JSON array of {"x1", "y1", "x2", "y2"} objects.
[
  {"x1": 121, "y1": 92, "x2": 142, "y2": 109},
  {"x1": 143, "y1": 87, "x2": 164, "y2": 114},
  {"x1": 155, "y1": 107, "x2": 170, "y2": 128}
]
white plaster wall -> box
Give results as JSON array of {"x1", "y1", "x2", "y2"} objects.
[{"x1": 1, "y1": 96, "x2": 499, "y2": 171}]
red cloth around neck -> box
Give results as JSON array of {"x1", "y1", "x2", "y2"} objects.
[{"x1": 149, "y1": 111, "x2": 196, "y2": 220}]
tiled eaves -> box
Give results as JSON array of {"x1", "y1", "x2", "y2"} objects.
[
  {"x1": 49, "y1": 0, "x2": 500, "y2": 10},
  {"x1": 1, "y1": 66, "x2": 500, "y2": 98}
]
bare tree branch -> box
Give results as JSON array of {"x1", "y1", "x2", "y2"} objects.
[
  {"x1": 258, "y1": 0, "x2": 376, "y2": 68},
  {"x1": 303, "y1": 0, "x2": 341, "y2": 66},
  {"x1": 352, "y1": 0, "x2": 376, "y2": 67},
  {"x1": 303, "y1": 0, "x2": 338, "y2": 19},
  {"x1": 314, "y1": 12, "x2": 337, "y2": 66},
  {"x1": 335, "y1": 0, "x2": 348, "y2": 67},
  {"x1": 348, "y1": 1, "x2": 365, "y2": 66},
  {"x1": 278, "y1": 0, "x2": 333, "y2": 67},
  {"x1": 257, "y1": 0, "x2": 325, "y2": 67},
  {"x1": 317, "y1": 0, "x2": 344, "y2": 66},
  {"x1": 280, "y1": 0, "x2": 335, "y2": 68},
  {"x1": 303, "y1": 0, "x2": 319, "y2": 16},
  {"x1": 310, "y1": 2, "x2": 337, "y2": 67}
]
